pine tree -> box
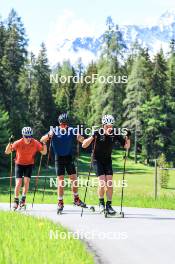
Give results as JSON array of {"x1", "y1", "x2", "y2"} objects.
[
  {"x1": 73, "y1": 61, "x2": 97, "y2": 126},
  {"x1": 167, "y1": 39, "x2": 175, "y2": 98},
  {"x1": 52, "y1": 60, "x2": 76, "y2": 117},
  {"x1": 123, "y1": 50, "x2": 152, "y2": 162},
  {"x1": 140, "y1": 49, "x2": 169, "y2": 161},
  {"x1": 166, "y1": 39, "x2": 175, "y2": 162},
  {"x1": 140, "y1": 96, "x2": 167, "y2": 161},
  {"x1": 29, "y1": 43, "x2": 56, "y2": 137},
  {"x1": 0, "y1": 109, "x2": 10, "y2": 171},
  {"x1": 90, "y1": 18, "x2": 126, "y2": 126},
  {"x1": 1, "y1": 9, "x2": 28, "y2": 137},
  {"x1": 0, "y1": 21, "x2": 7, "y2": 108},
  {"x1": 17, "y1": 53, "x2": 36, "y2": 126}
]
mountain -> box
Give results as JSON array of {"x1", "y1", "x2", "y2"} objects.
[{"x1": 55, "y1": 10, "x2": 175, "y2": 65}]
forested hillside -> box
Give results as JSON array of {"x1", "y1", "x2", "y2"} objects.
[{"x1": 1, "y1": 9, "x2": 175, "y2": 170}]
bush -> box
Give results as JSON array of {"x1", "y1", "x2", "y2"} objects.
[{"x1": 158, "y1": 153, "x2": 170, "y2": 188}]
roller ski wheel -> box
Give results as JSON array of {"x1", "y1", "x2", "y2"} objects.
[
  {"x1": 99, "y1": 203, "x2": 105, "y2": 214},
  {"x1": 104, "y1": 210, "x2": 124, "y2": 218},
  {"x1": 105, "y1": 202, "x2": 116, "y2": 218},
  {"x1": 57, "y1": 200, "x2": 64, "y2": 215},
  {"x1": 19, "y1": 204, "x2": 27, "y2": 211},
  {"x1": 104, "y1": 209, "x2": 108, "y2": 218},
  {"x1": 90, "y1": 206, "x2": 95, "y2": 212},
  {"x1": 74, "y1": 197, "x2": 87, "y2": 208},
  {"x1": 19, "y1": 198, "x2": 26, "y2": 210},
  {"x1": 13, "y1": 198, "x2": 19, "y2": 211},
  {"x1": 57, "y1": 207, "x2": 63, "y2": 215},
  {"x1": 120, "y1": 212, "x2": 124, "y2": 218},
  {"x1": 13, "y1": 205, "x2": 18, "y2": 211},
  {"x1": 104, "y1": 210, "x2": 116, "y2": 218}
]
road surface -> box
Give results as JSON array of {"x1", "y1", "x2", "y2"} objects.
[{"x1": 0, "y1": 203, "x2": 175, "y2": 264}]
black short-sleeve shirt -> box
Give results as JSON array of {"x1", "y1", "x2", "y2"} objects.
[{"x1": 92, "y1": 128, "x2": 125, "y2": 161}]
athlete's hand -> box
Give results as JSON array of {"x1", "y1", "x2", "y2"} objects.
[
  {"x1": 77, "y1": 134, "x2": 84, "y2": 143},
  {"x1": 92, "y1": 130, "x2": 98, "y2": 138},
  {"x1": 9, "y1": 135, "x2": 14, "y2": 144},
  {"x1": 48, "y1": 130, "x2": 54, "y2": 138},
  {"x1": 40, "y1": 131, "x2": 53, "y2": 143},
  {"x1": 124, "y1": 138, "x2": 131, "y2": 149}
]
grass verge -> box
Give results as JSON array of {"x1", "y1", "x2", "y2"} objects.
[{"x1": 0, "y1": 211, "x2": 94, "y2": 264}]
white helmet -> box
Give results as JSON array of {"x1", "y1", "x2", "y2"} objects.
[
  {"x1": 102, "y1": 115, "x2": 115, "y2": 125},
  {"x1": 22, "y1": 127, "x2": 33, "y2": 136}
]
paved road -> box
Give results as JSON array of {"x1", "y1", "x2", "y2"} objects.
[{"x1": 0, "y1": 203, "x2": 175, "y2": 264}]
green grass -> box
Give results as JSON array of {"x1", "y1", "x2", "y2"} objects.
[
  {"x1": 0, "y1": 211, "x2": 94, "y2": 264},
  {"x1": 1, "y1": 150, "x2": 175, "y2": 209}
]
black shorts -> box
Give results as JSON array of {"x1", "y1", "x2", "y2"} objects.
[
  {"x1": 55, "y1": 155, "x2": 76, "y2": 176},
  {"x1": 93, "y1": 159, "x2": 113, "y2": 176},
  {"x1": 15, "y1": 164, "x2": 33, "y2": 178}
]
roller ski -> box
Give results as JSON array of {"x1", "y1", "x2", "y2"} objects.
[
  {"x1": 74, "y1": 196, "x2": 95, "y2": 212},
  {"x1": 99, "y1": 199, "x2": 105, "y2": 214},
  {"x1": 104, "y1": 201, "x2": 124, "y2": 218},
  {"x1": 57, "y1": 200, "x2": 64, "y2": 215},
  {"x1": 74, "y1": 196, "x2": 87, "y2": 208},
  {"x1": 13, "y1": 198, "x2": 19, "y2": 211},
  {"x1": 19, "y1": 197, "x2": 27, "y2": 210},
  {"x1": 105, "y1": 201, "x2": 116, "y2": 218}
]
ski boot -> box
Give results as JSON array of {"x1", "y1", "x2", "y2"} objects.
[
  {"x1": 19, "y1": 197, "x2": 26, "y2": 210},
  {"x1": 74, "y1": 196, "x2": 87, "y2": 208},
  {"x1": 13, "y1": 198, "x2": 19, "y2": 211},
  {"x1": 57, "y1": 200, "x2": 64, "y2": 215},
  {"x1": 99, "y1": 198, "x2": 105, "y2": 214},
  {"x1": 105, "y1": 201, "x2": 116, "y2": 217}
]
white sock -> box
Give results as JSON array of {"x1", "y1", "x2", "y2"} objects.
[{"x1": 58, "y1": 196, "x2": 63, "y2": 200}]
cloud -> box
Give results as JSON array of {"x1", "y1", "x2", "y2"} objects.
[{"x1": 45, "y1": 10, "x2": 101, "y2": 65}]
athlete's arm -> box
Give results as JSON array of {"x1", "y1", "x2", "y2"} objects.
[
  {"x1": 40, "y1": 131, "x2": 53, "y2": 143},
  {"x1": 124, "y1": 137, "x2": 131, "y2": 149},
  {"x1": 77, "y1": 134, "x2": 84, "y2": 143},
  {"x1": 5, "y1": 143, "x2": 13, "y2": 154},
  {"x1": 124, "y1": 130, "x2": 131, "y2": 149},
  {"x1": 82, "y1": 136, "x2": 94, "y2": 148},
  {"x1": 82, "y1": 130, "x2": 98, "y2": 148},
  {"x1": 40, "y1": 142, "x2": 47, "y2": 155},
  {"x1": 5, "y1": 136, "x2": 16, "y2": 154},
  {"x1": 115, "y1": 129, "x2": 131, "y2": 149}
]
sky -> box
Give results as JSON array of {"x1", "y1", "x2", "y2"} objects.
[{"x1": 0, "y1": 0, "x2": 175, "y2": 64}]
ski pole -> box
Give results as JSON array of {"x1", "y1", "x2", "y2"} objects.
[
  {"x1": 77, "y1": 141, "x2": 80, "y2": 178},
  {"x1": 10, "y1": 150, "x2": 13, "y2": 210},
  {"x1": 81, "y1": 136, "x2": 97, "y2": 217},
  {"x1": 32, "y1": 154, "x2": 43, "y2": 208},
  {"x1": 42, "y1": 138, "x2": 52, "y2": 202},
  {"x1": 120, "y1": 149, "x2": 128, "y2": 214},
  {"x1": 9, "y1": 135, "x2": 14, "y2": 210}
]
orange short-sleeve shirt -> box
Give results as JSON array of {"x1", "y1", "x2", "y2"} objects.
[{"x1": 12, "y1": 138, "x2": 43, "y2": 165}]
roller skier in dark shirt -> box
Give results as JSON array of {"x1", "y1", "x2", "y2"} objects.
[{"x1": 82, "y1": 115, "x2": 131, "y2": 215}]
